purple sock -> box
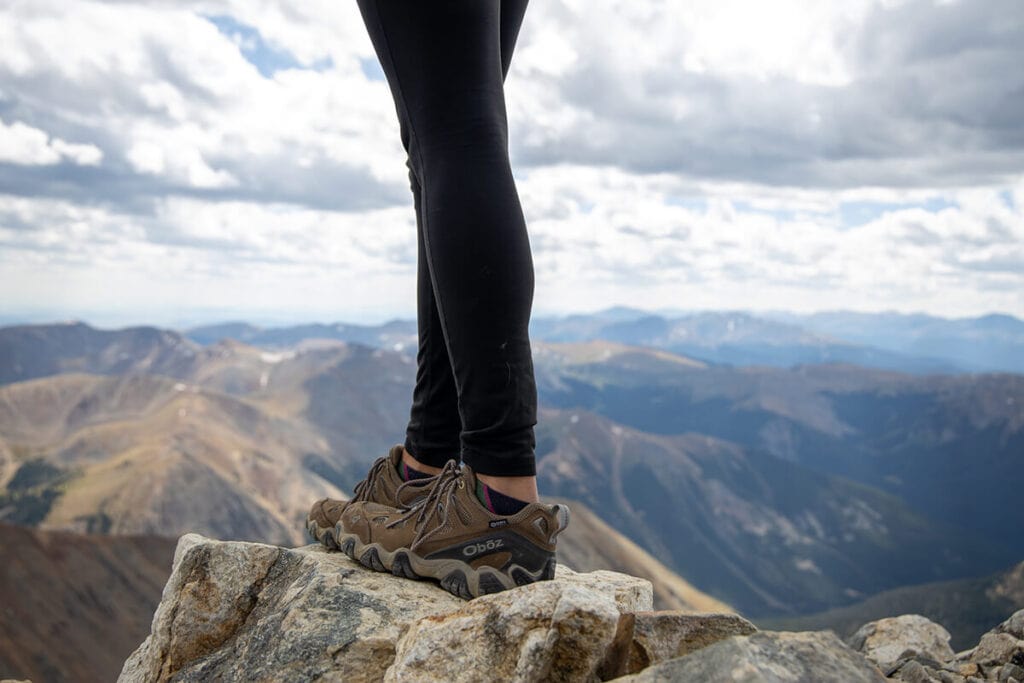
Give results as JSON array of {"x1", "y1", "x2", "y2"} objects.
[
  {"x1": 475, "y1": 480, "x2": 529, "y2": 515},
  {"x1": 398, "y1": 461, "x2": 432, "y2": 482}
]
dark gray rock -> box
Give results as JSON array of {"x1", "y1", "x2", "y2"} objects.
[{"x1": 999, "y1": 662, "x2": 1024, "y2": 682}]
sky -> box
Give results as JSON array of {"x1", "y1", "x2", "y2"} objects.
[{"x1": 1, "y1": 0, "x2": 1022, "y2": 328}]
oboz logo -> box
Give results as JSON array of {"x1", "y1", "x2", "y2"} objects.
[{"x1": 462, "y1": 538, "x2": 505, "y2": 557}]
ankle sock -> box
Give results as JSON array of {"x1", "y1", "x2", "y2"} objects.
[
  {"x1": 398, "y1": 461, "x2": 432, "y2": 482},
  {"x1": 475, "y1": 480, "x2": 529, "y2": 515}
]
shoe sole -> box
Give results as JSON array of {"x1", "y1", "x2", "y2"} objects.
[
  {"x1": 332, "y1": 525, "x2": 555, "y2": 600},
  {"x1": 306, "y1": 517, "x2": 339, "y2": 551}
]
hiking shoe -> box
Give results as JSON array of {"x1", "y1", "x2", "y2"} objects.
[
  {"x1": 306, "y1": 443, "x2": 436, "y2": 549},
  {"x1": 335, "y1": 459, "x2": 570, "y2": 599}
]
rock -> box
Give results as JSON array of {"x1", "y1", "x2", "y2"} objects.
[
  {"x1": 957, "y1": 661, "x2": 981, "y2": 677},
  {"x1": 891, "y1": 659, "x2": 941, "y2": 682},
  {"x1": 602, "y1": 611, "x2": 757, "y2": 677},
  {"x1": 554, "y1": 565, "x2": 653, "y2": 613},
  {"x1": 610, "y1": 630, "x2": 886, "y2": 682},
  {"x1": 850, "y1": 615, "x2": 956, "y2": 671},
  {"x1": 119, "y1": 534, "x2": 656, "y2": 683},
  {"x1": 887, "y1": 654, "x2": 960, "y2": 682},
  {"x1": 999, "y1": 662, "x2": 1024, "y2": 682},
  {"x1": 118, "y1": 534, "x2": 464, "y2": 682},
  {"x1": 386, "y1": 581, "x2": 620, "y2": 682},
  {"x1": 971, "y1": 633, "x2": 1024, "y2": 666},
  {"x1": 996, "y1": 610, "x2": 1024, "y2": 641}
]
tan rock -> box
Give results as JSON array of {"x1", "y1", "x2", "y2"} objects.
[
  {"x1": 849, "y1": 614, "x2": 956, "y2": 670},
  {"x1": 598, "y1": 611, "x2": 758, "y2": 677},
  {"x1": 554, "y1": 564, "x2": 654, "y2": 613},
  {"x1": 995, "y1": 610, "x2": 1024, "y2": 640},
  {"x1": 386, "y1": 581, "x2": 621, "y2": 683},
  {"x1": 119, "y1": 534, "x2": 656, "y2": 683},
  {"x1": 959, "y1": 662, "x2": 981, "y2": 677},
  {"x1": 119, "y1": 534, "x2": 463, "y2": 682},
  {"x1": 971, "y1": 632, "x2": 1024, "y2": 666},
  {"x1": 612, "y1": 630, "x2": 886, "y2": 683}
]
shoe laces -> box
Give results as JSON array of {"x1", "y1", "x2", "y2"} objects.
[
  {"x1": 350, "y1": 455, "x2": 391, "y2": 503},
  {"x1": 388, "y1": 459, "x2": 465, "y2": 551}
]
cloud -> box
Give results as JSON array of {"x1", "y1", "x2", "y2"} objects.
[
  {"x1": 0, "y1": 118, "x2": 103, "y2": 166},
  {"x1": 0, "y1": 0, "x2": 403, "y2": 210},
  {"x1": 507, "y1": 0, "x2": 1024, "y2": 188},
  {"x1": 0, "y1": 0, "x2": 1022, "y2": 324}
]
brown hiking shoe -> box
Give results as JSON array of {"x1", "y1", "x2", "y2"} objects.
[
  {"x1": 306, "y1": 443, "x2": 436, "y2": 549},
  {"x1": 335, "y1": 459, "x2": 570, "y2": 599}
]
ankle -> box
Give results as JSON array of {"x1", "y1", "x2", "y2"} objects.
[
  {"x1": 475, "y1": 473, "x2": 539, "y2": 504},
  {"x1": 401, "y1": 447, "x2": 445, "y2": 477}
]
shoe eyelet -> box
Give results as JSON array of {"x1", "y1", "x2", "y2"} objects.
[{"x1": 458, "y1": 480, "x2": 465, "y2": 489}]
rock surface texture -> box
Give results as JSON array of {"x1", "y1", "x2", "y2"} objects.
[
  {"x1": 613, "y1": 630, "x2": 887, "y2": 682},
  {"x1": 119, "y1": 535, "x2": 1024, "y2": 683},
  {"x1": 850, "y1": 614, "x2": 957, "y2": 671}
]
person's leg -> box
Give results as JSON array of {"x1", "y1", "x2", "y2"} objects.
[
  {"x1": 401, "y1": 160, "x2": 461, "y2": 476},
  {"x1": 401, "y1": 0, "x2": 529, "y2": 479},
  {"x1": 499, "y1": 0, "x2": 530, "y2": 80},
  {"x1": 360, "y1": 0, "x2": 539, "y2": 494}
]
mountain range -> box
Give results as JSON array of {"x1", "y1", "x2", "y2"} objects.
[
  {"x1": 180, "y1": 307, "x2": 1024, "y2": 374},
  {"x1": 1, "y1": 319, "x2": 1021, "y2": 622}
]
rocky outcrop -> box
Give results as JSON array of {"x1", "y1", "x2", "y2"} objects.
[
  {"x1": 119, "y1": 535, "x2": 762, "y2": 682},
  {"x1": 119, "y1": 534, "x2": 463, "y2": 683},
  {"x1": 849, "y1": 610, "x2": 1024, "y2": 682},
  {"x1": 119, "y1": 534, "x2": 1022, "y2": 683}
]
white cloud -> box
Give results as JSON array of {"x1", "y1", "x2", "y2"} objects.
[
  {"x1": 0, "y1": 0, "x2": 401, "y2": 204},
  {"x1": 0, "y1": 118, "x2": 103, "y2": 166}
]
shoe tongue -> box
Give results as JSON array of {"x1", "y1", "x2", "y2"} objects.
[
  {"x1": 387, "y1": 443, "x2": 404, "y2": 466},
  {"x1": 459, "y1": 463, "x2": 479, "y2": 491}
]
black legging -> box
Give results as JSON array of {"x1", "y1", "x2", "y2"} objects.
[{"x1": 355, "y1": 0, "x2": 537, "y2": 477}]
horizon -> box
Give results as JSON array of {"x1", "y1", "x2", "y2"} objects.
[{"x1": 1, "y1": 303, "x2": 1021, "y2": 332}]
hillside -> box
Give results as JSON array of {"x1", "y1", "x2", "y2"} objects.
[
  {"x1": 760, "y1": 560, "x2": 1024, "y2": 651},
  {"x1": 536, "y1": 407, "x2": 1012, "y2": 617},
  {"x1": 535, "y1": 339, "x2": 1024, "y2": 546},
  {"x1": 0, "y1": 523, "x2": 176, "y2": 683},
  {"x1": 553, "y1": 498, "x2": 731, "y2": 613},
  {"x1": 0, "y1": 372, "x2": 345, "y2": 544}
]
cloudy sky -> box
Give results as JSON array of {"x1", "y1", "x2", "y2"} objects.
[{"x1": 1, "y1": 0, "x2": 1022, "y2": 328}]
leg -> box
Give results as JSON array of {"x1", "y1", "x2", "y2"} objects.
[
  {"x1": 358, "y1": 0, "x2": 538, "y2": 481},
  {"x1": 402, "y1": 0, "x2": 530, "y2": 476},
  {"x1": 402, "y1": 159, "x2": 462, "y2": 472}
]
